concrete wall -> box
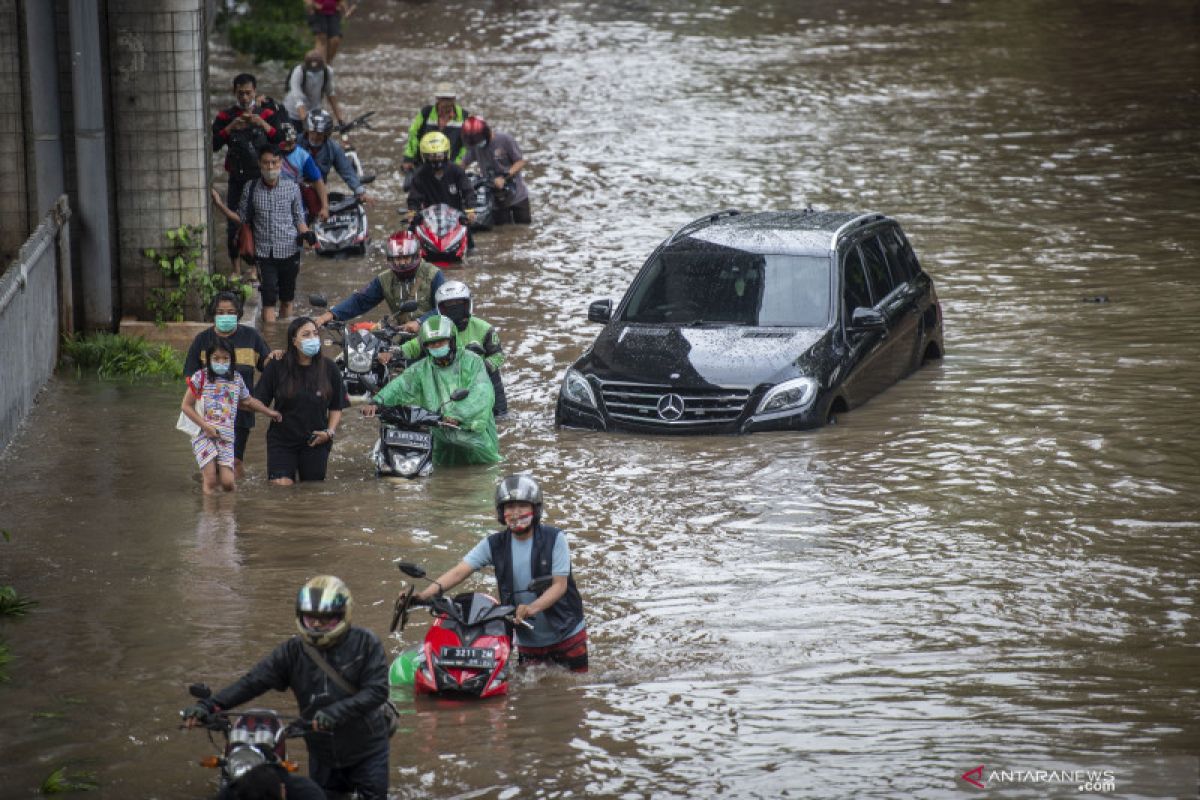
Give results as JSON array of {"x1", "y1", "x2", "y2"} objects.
[
  {"x1": 108, "y1": 0, "x2": 211, "y2": 319},
  {"x1": 0, "y1": 0, "x2": 30, "y2": 266}
]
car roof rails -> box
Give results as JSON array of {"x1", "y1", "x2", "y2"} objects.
[{"x1": 665, "y1": 209, "x2": 741, "y2": 246}]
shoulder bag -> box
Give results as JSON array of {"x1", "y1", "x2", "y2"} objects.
[{"x1": 298, "y1": 638, "x2": 400, "y2": 737}]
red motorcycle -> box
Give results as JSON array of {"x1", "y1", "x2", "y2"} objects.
[
  {"x1": 409, "y1": 204, "x2": 469, "y2": 268},
  {"x1": 391, "y1": 562, "x2": 543, "y2": 699}
]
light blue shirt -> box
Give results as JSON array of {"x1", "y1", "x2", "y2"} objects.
[{"x1": 464, "y1": 531, "x2": 581, "y2": 647}]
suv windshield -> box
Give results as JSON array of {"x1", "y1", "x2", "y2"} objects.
[{"x1": 620, "y1": 241, "x2": 830, "y2": 327}]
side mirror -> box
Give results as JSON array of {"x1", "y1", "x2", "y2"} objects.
[
  {"x1": 309, "y1": 294, "x2": 328, "y2": 308},
  {"x1": 449, "y1": 388, "x2": 469, "y2": 402},
  {"x1": 188, "y1": 683, "x2": 212, "y2": 700},
  {"x1": 396, "y1": 300, "x2": 419, "y2": 314},
  {"x1": 848, "y1": 307, "x2": 886, "y2": 332},
  {"x1": 587, "y1": 299, "x2": 612, "y2": 323},
  {"x1": 394, "y1": 561, "x2": 426, "y2": 579},
  {"x1": 527, "y1": 576, "x2": 553, "y2": 595}
]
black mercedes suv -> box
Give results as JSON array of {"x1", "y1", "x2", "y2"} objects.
[{"x1": 554, "y1": 209, "x2": 943, "y2": 433}]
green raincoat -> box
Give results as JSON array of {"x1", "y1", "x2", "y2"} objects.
[{"x1": 373, "y1": 349, "x2": 499, "y2": 465}]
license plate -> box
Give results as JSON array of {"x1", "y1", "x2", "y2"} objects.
[
  {"x1": 438, "y1": 646, "x2": 495, "y2": 670},
  {"x1": 385, "y1": 430, "x2": 432, "y2": 448}
]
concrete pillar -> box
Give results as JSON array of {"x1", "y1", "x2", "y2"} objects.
[
  {"x1": 69, "y1": 0, "x2": 116, "y2": 330},
  {"x1": 24, "y1": 0, "x2": 67, "y2": 219},
  {"x1": 0, "y1": 0, "x2": 30, "y2": 267},
  {"x1": 107, "y1": 0, "x2": 210, "y2": 320}
]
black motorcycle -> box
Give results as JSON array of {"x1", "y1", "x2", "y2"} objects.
[
  {"x1": 181, "y1": 683, "x2": 306, "y2": 791},
  {"x1": 466, "y1": 170, "x2": 517, "y2": 232},
  {"x1": 373, "y1": 389, "x2": 469, "y2": 478},
  {"x1": 311, "y1": 295, "x2": 417, "y2": 402},
  {"x1": 312, "y1": 111, "x2": 376, "y2": 257}
]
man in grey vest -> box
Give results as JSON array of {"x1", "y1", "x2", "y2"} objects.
[
  {"x1": 313, "y1": 229, "x2": 445, "y2": 334},
  {"x1": 416, "y1": 475, "x2": 589, "y2": 671}
]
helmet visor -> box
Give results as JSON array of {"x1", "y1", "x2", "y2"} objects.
[{"x1": 301, "y1": 613, "x2": 343, "y2": 632}]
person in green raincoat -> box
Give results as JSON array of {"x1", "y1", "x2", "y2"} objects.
[
  {"x1": 362, "y1": 316, "x2": 499, "y2": 465},
  {"x1": 397, "y1": 280, "x2": 507, "y2": 416}
]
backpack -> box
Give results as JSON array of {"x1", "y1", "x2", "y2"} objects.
[{"x1": 285, "y1": 64, "x2": 332, "y2": 107}]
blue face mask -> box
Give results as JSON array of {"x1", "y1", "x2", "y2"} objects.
[
  {"x1": 428, "y1": 344, "x2": 451, "y2": 359},
  {"x1": 214, "y1": 314, "x2": 238, "y2": 334},
  {"x1": 300, "y1": 338, "x2": 322, "y2": 357},
  {"x1": 212, "y1": 362, "x2": 230, "y2": 376}
]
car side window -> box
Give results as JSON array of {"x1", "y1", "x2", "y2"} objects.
[
  {"x1": 861, "y1": 236, "x2": 896, "y2": 303},
  {"x1": 842, "y1": 246, "x2": 872, "y2": 317},
  {"x1": 880, "y1": 227, "x2": 912, "y2": 284},
  {"x1": 890, "y1": 228, "x2": 922, "y2": 279}
]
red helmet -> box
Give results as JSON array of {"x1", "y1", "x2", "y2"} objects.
[
  {"x1": 462, "y1": 115, "x2": 490, "y2": 147},
  {"x1": 386, "y1": 230, "x2": 421, "y2": 276}
]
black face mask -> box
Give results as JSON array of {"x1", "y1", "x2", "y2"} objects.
[{"x1": 441, "y1": 303, "x2": 470, "y2": 329}]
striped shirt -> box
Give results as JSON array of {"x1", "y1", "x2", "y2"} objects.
[{"x1": 239, "y1": 178, "x2": 304, "y2": 259}]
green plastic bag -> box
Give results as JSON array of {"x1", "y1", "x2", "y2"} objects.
[{"x1": 389, "y1": 648, "x2": 421, "y2": 687}]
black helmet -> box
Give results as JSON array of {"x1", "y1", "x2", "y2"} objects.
[
  {"x1": 305, "y1": 109, "x2": 334, "y2": 135},
  {"x1": 494, "y1": 474, "x2": 543, "y2": 526}
]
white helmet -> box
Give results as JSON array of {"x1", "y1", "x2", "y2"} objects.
[{"x1": 434, "y1": 281, "x2": 472, "y2": 327}]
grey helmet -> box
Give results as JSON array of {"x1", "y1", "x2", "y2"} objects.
[
  {"x1": 495, "y1": 474, "x2": 543, "y2": 526},
  {"x1": 305, "y1": 108, "x2": 334, "y2": 134}
]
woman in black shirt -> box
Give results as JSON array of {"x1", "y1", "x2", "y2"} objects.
[
  {"x1": 183, "y1": 291, "x2": 275, "y2": 478},
  {"x1": 253, "y1": 316, "x2": 349, "y2": 484}
]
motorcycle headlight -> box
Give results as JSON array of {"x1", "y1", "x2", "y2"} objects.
[
  {"x1": 226, "y1": 746, "x2": 266, "y2": 779},
  {"x1": 348, "y1": 352, "x2": 372, "y2": 372},
  {"x1": 560, "y1": 369, "x2": 597, "y2": 410},
  {"x1": 756, "y1": 377, "x2": 818, "y2": 416},
  {"x1": 391, "y1": 453, "x2": 423, "y2": 476}
]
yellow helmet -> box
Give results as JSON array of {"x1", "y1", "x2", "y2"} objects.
[
  {"x1": 419, "y1": 131, "x2": 451, "y2": 163},
  {"x1": 295, "y1": 575, "x2": 353, "y2": 648}
]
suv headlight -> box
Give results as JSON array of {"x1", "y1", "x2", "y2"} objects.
[
  {"x1": 756, "y1": 377, "x2": 817, "y2": 415},
  {"x1": 560, "y1": 368, "x2": 597, "y2": 410}
]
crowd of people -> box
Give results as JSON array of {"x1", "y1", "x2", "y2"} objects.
[{"x1": 187, "y1": 21, "x2": 578, "y2": 800}]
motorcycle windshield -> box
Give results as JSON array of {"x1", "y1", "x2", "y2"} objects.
[{"x1": 421, "y1": 204, "x2": 461, "y2": 237}]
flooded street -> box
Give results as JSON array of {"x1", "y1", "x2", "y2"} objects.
[{"x1": 2, "y1": 0, "x2": 1199, "y2": 796}]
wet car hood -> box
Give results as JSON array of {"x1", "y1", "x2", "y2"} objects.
[{"x1": 583, "y1": 324, "x2": 825, "y2": 388}]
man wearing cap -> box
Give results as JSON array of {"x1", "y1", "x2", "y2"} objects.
[{"x1": 401, "y1": 83, "x2": 470, "y2": 170}]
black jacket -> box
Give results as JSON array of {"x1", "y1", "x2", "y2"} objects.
[
  {"x1": 406, "y1": 162, "x2": 473, "y2": 212},
  {"x1": 212, "y1": 627, "x2": 389, "y2": 767}
]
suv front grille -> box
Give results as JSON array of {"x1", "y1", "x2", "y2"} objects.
[{"x1": 598, "y1": 380, "x2": 751, "y2": 427}]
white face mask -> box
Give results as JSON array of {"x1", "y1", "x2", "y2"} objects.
[{"x1": 261, "y1": 168, "x2": 281, "y2": 183}]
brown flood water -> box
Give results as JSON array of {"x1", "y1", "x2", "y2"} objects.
[{"x1": 2, "y1": 1, "x2": 1199, "y2": 797}]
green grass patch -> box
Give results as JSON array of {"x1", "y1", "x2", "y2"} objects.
[
  {"x1": 40, "y1": 767, "x2": 99, "y2": 794},
  {"x1": 0, "y1": 585, "x2": 37, "y2": 617},
  {"x1": 0, "y1": 639, "x2": 10, "y2": 683},
  {"x1": 60, "y1": 333, "x2": 183, "y2": 380}
]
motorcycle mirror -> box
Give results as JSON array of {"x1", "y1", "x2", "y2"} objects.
[
  {"x1": 396, "y1": 300, "x2": 419, "y2": 314},
  {"x1": 449, "y1": 389, "x2": 469, "y2": 402},
  {"x1": 394, "y1": 561, "x2": 427, "y2": 579},
  {"x1": 309, "y1": 294, "x2": 328, "y2": 308},
  {"x1": 527, "y1": 576, "x2": 553, "y2": 595},
  {"x1": 188, "y1": 683, "x2": 212, "y2": 700}
]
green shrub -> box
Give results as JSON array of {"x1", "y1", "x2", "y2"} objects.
[
  {"x1": 61, "y1": 333, "x2": 183, "y2": 380},
  {"x1": 145, "y1": 225, "x2": 252, "y2": 324},
  {"x1": 227, "y1": 0, "x2": 310, "y2": 64},
  {"x1": 0, "y1": 586, "x2": 36, "y2": 618}
]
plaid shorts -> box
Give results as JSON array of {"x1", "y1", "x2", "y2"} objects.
[{"x1": 518, "y1": 627, "x2": 588, "y2": 673}]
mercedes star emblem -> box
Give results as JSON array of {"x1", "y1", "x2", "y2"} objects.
[{"x1": 656, "y1": 393, "x2": 685, "y2": 421}]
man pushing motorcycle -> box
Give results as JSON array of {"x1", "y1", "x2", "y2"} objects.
[
  {"x1": 361, "y1": 315, "x2": 500, "y2": 465},
  {"x1": 182, "y1": 576, "x2": 392, "y2": 800},
  {"x1": 415, "y1": 474, "x2": 589, "y2": 671}
]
